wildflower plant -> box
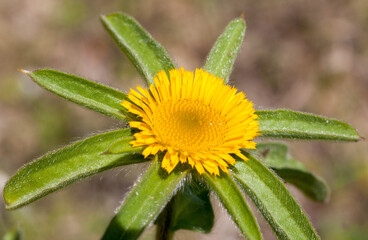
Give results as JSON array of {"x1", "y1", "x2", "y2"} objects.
[{"x1": 3, "y1": 13, "x2": 361, "y2": 240}]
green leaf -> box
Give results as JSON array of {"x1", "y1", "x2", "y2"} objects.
[
  {"x1": 4, "y1": 129, "x2": 146, "y2": 210},
  {"x1": 102, "y1": 159, "x2": 187, "y2": 240},
  {"x1": 21, "y1": 69, "x2": 127, "y2": 121},
  {"x1": 255, "y1": 143, "x2": 306, "y2": 170},
  {"x1": 101, "y1": 13, "x2": 175, "y2": 86},
  {"x1": 204, "y1": 17, "x2": 246, "y2": 83},
  {"x1": 202, "y1": 173, "x2": 261, "y2": 240},
  {"x1": 3, "y1": 230, "x2": 21, "y2": 240},
  {"x1": 105, "y1": 136, "x2": 143, "y2": 154},
  {"x1": 232, "y1": 152, "x2": 320, "y2": 240},
  {"x1": 169, "y1": 180, "x2": 214, "y2": 233},
  {"x1": 255, "y1": 142, "x2": 328, "y2": 202},
  {"x1": 273, "y1": 168, "x2": 328, "y2": 203},
  {"x1": 256, "y1": 109, "x2": 361, "y2": 141},
  {"x1": 156, "y1": 178, "x2": 214, "y2": 234}
]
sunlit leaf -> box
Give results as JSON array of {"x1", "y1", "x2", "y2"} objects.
[
  {"x1": 204, "y1": 17, "x2": 246, "y2": 83},
  {"x1": 105, "y1": 136, "x2": 143, "y2": 154},
  {"x1": 4, "y1": 129, "x2": 146, "y2": 210},
  {"x1": 21, "y1": 69, "x2": 127, "y2": 121},
  {"x1": 257, "y1": 109, "x2": 360, "y2": 141},
  {"x1": 255, "y1": 142, "x2": 328, "y2": 202},
  {"x1": 232, "y1": 152, "x2": 320, "y2": 240},
  {"x1": 102, "y1": 159, "x2": 188, "y2": 240},
  {"x1": 203, "y1": 173, "x2": 262, "y2": 240},
  {"x1": 101, "y1": 13, "x2": 175, "y2": 86}
]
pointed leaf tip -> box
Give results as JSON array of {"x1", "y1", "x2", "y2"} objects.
[
  {"x1": 18, "y1": 68, "x2": 31, "y2": 74},
  {"x1": 22, "y1": 69, "x2": 128, "y2": 121},
  {"x1": 256, "y1": 109, "x2": 360, "y2": 141}
]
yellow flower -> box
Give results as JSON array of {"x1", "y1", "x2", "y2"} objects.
[{"x1": 122, "y1": 68, "x2": 260, "y2": 175}]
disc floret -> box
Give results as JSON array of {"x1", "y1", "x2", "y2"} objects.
[{"x1": 122, "y1": 68, "x2": 260, "y2": 175}]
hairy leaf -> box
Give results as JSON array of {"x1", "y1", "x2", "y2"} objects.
[
  {"x1": 101, "y1": 13, "x2": 175, "y2": 86},
  {"x1": 256, "y1": 109, "x2": 360, "y2": 141},
  {"x1": 255, "y1": 142, "x2": 328, "y2": 202},
  {"x1": 232, "y1": 152, "x2": 320, "y2": 240},
  {"x1": 4, "y1": 129, "x2": 146, "y2": 210},
  {"x1": 105, "y1": 136, "x2": 143, "y2": 154},
  {"x1": 102, "y1": 159, "x2": 187, "y2": 240},
  {"x1": 21, "y1": 69, "x2": 127, "y2": 121},
  {"x1": 203, "y1": 173, "x2": 261, "y2": 240},
  {"x1": 204, "y1": 17, "x2": 246, "y2": 83},
  {"x1": 156, "y1": 178, "x2": 214, "y2": 234}
]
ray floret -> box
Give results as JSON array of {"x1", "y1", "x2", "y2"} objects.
[{"x1": 122, "y1": 68, "x2": 260, "y2": 175}]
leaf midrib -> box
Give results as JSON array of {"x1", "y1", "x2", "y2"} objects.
[
  {"x1": 117, "y1": 170, "x2": 186, "y2": 240},
  {"x1": 118, "y1": 178, "x2": 162, "y2": 240},
  {"x1": 212, "y1": 22, "x2": 242, "y2": 80},
  {"x1": 49, "y1": 81, "x2": 122, "y2": 112},
  {"x1": 244, "y1": 161, "x2": 316, "y2": 239}
]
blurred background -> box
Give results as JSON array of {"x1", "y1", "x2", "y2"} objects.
[{"x1": 0, "y1": 0, "x2": 367, "y2": 239}]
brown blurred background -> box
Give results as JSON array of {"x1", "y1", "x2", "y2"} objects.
[{"x1": 0, "y1": 0, "x2": 367, "y2": 239}]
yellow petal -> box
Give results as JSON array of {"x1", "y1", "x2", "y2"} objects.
[{"x1": 124, "y1": 68, "x2": 260, "y2": 176}]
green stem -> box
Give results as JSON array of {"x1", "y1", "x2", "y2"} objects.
[{"x1": 155, "y1": 200, "x2": 175, "y2": 240}]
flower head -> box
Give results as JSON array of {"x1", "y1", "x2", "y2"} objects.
[{"x1": 122, "y1": 68, "x2": 260, "y2": 175}]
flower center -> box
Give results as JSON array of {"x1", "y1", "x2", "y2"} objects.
[{"x1": 153, "y1": 99, "x2": 227, "y2": 153}]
